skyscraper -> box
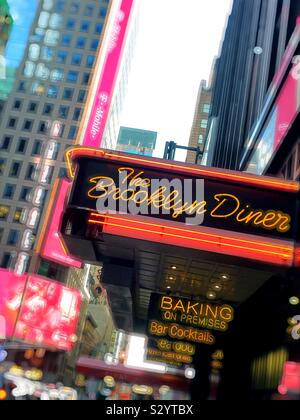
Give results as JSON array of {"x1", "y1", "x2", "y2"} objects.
[
  {"x1": 0, "y1": 0, "x2": 136, "y2": 274},
  {"x1": 117, "y1": 126, "x2": 157, "y2": 156}
]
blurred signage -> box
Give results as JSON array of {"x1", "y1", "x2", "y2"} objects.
[
  {"x1": 78, "y1": 0, "x2": 135, "y2": 148},
  {"x1": 0, "y1": 269, "x2": 82, "y2": 351},
  {"x1": 69, "y1": 156, "x2": 299, "y2": 241},
  {"x1": 279, "y1": 362, "x2": 300, "y2": 395}
]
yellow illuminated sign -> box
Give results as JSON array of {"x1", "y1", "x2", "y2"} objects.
[
  {"x1": 147, "y1": 348, "x2": 193, "y2": 364},
  {"x1": 87, "y1": 167, "x2": 291, "y2": 233}
]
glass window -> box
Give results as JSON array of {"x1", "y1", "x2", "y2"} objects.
[
  {"x1": 7, "y1": 118, "x2": 17, "y2": 129},
  {"x1": 90, "y1": 39, "x2": 99, "y2": 51},
  {"x1": 59, "y1": 105, "x2": 69, "y2": 119},
  {"x1": 7, "y1": 230, "x2": 20, "y2": 246},
  {"x1": 1, "y1": 136, "x2": 12, "y2": 151},
  {"x1": 1, "y1": 253, "x2": 13, "y2": 269},
  {"x1": 57, "y1": 51, "x2": 68, "y2": 63},
  {"x1": 41, "y1": 46, "x2": 54, "y2": 61},
  {"x1": 203, "y1": 104, "x2": 211, "y2": 113},
  {"x1": 66, "y1": 18, "x2": 76, "y2": 30},
  {"x1": 9, "y1": 162, "x2": 22, "y2": 177},
  {"x1": 20, "y1": 187, "x2": 32, "y2": 202},
  {"x1": 62, "y1": 34, "x2": 72, "y2": 47},
  {"x1": 0, "y1": 158, "x2": 6, "y2": 175},
  {"x1": 68, "y1": 126, "x2": 78, "y2": 139},
  {"x1": 0, "y1": 206, "x2": 10, "y2": 220},
  {"x1": 50, "y1": 69, "x2": 64, "y2": 82},
  {"x1": 67, "y1": 70, "x2": 78, "y2": 83},
  {"x1": 3, "y1": 184, "x2": 15, "y2": 199},
  {"x1": 14, "y1": 208, "x2": 23, "y2": 223},
  {"x1": 200, "y1": 119, "x2": 208, "y2": 129},
  {"x1": 63, "y1": 88, "x2": 74, "y2": 100},
  {"x1": 198, "y1": 135, "x2": 204, "y2": 145},
  {"x1": 25, "y1": 164, "x2": 36, "y2": 181},
  {"x1": 99, "y1": 7, "x2": 107, "y2": 17},
  {"x1": 72, "y1": 53, "x2": 82, "y2": 66},
  {"x1": 73, "y1": 108, "x2": 81, "y2": 121},
  {"x1": 82, "y1": 73, "x2": 90, "y2": 85},
  {"x1": 28, "y1": 102, "x2": 38, "y2": 112},
  {"x1": 18, "y1": 81, "x2": 27, "y2": 92},
  {"x1": 55, "y1": 0, "x2": 66, "y2": 13},
  {"x1": 32, "y1": 141, "x2": 42, "y2": 156},
  {"x1": 31, "y1": 82, "x2": 45, "y2": 96},
  {"x1": 70, "y1": 2, "x2": 80, "y2": 14},
  {"x1": 23, "y1": 120, "x2": 33, "y2": 131},
  {"x1": 44, "y1": 30, "x2": 60, "y2": 47},
  {"x1": 16, "y1": 138, "x2": 28, "y2": 154},
  {"x1": 76, "y1": 37, "x2": 86, "y2": 49},
  {"x1": 78, "y1": 90, "x2": 86, "y2": 103},
  {"x1": 13, "y1": 99, "x2": 22, "y2": 110},
  {"x1": 84, "y1": 4, "x2": 94, "y2": 16},
  {"x1": 47, "y1": 85, "x2": 59, "y2": 98},
  {"x1": 86, "y1": 55, "x2": 95, "y2": 68},
  {"x1": 40, "y1": 165, "x2": 54, "y2": 184},
  {"x1": 95, "y1": 23, "x2": 103, "y2": 34},
  {"x1": 80, "y1": 21, "x2": 90, "y2": 32},
  {"x1": 59, "y1": 168, "x2": 68, "y2": 178},
  {"x1": 49, "y1": 13, "x2": 63, "y2": 29},
  {"x1": 46, "y1": 142, "x2": 60, "y2": 160},
  {"x1": 43, "y1": 103, "x2": 54, "y2": 115},
  {"x1": 38, "y1": 121, "x2": 48, "y2": 134}
]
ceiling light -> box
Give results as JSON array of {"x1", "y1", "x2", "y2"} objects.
[
  {"x1": 171, "y1": 266, "x2": 177, "y2": 270},
  {"x1": 212, "y1": 283, "x2": 222, "y2": 291},
  {"x1": 221, "y1": 274, "x2": 229, "y2": 280},
  {"x1": 207, "y1": 291, "x2": 216, "y2": 300},
  {"x1": 166, "y1": 286, "x2": 171, "y2": 290},
  {"x1": 185, "y1": 367, "x2": 196, "y2": 379},
  {"x1": 289, "y1": 296, "x2": 299, "y2": 306},
  {"x1": 169, "y1": 276, "x2": 174, "y2": 281}
]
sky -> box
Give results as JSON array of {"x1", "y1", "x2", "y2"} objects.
[{"x1": 120, "y1": 0, "x2": 233, "y2": 160}]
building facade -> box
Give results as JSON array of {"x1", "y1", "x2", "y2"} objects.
[
  {"x1": 186, "y1": 79, "x2": 212, "y2": 164},
  {"x1": 0, "y1": 0, "x2": 136, "y2": 274}
]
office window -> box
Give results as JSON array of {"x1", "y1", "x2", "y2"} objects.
[
  {"x1": 47, "y1": 85, "x2": 59, "y2": 98},
  {"x1": 200, "y1": 119, "x2": 208, "y2": 129},
  {"x1": 82, "y1": 73, "x2": 90, "y2": 85},
  {"x1": 0, "y1": 158, "x2": 6, "y2": 175},
  {"x1": 9, "y1": 162, "x2": 22, "y2": 178},
  {"x1": 78, "y1": 90, "x2": 86, "y2": 103},
  {"x1": 67, "y1": 70, "x2": 78, "y2": 83},
  {"x1": 59, "y1": 105, "x2": 69, "y2": 119},
  {"x1": 81, "y1": 21, "x2": 90, "y2": 32},
  {"x1": 57, "y1": 50, "x2": 68, "y2": 63},
  {"x1": 54, "y1": 0, "x2": 65, "y2": 13},
  {"x1": 7, "y1": 230, "x2": 20, "y2": 246},
  {"x1": 7, "y1": 118, "x2": 17, "y2": 129},
  {"x1": 0, "y1": 206, "x2": 10, "y2": 220},
  {"x1": 20, "y1": 187, "x2": 32, "y2": 202},
  {"x1": 90, "y1": 39, "x2": 99, "y2": 51},
  {"x1": 38, "y1": 121, "x2": 48, "y2": 134},
  {"x1": 14, "y1": 208, "x2": 23, "y2": 223},
  {"x1": 68, "y1": 126, "x2": 78, "y2": 140},
  {"x1": 28, "y1": 102, "x2": 38, "y2": 112},
  {"x1": 84, "y1": 4, "x2": 94, "y2": 16},
  {"x1": 76, "y1": 37, "x2": 86, "y2": 49},
  {"x1": 66, "y1": 18, "x2": 76, "y2": 30},
  {"x1": 25, "y1": 164, "x2": 36, "y2": 181},
  {"x1": 62, "y1": 34, "x2": 72, "y2": 47},
  {"x1": 59, "y1": 168, "x2": 67, "y2": 178},
  {"x1": 18, "y1": 81, "x2": 27, "y2": 92},
  {"x1": 49, "y1": 13, "x2": 63, "y2": 30},
  {"x1": 3, "y1": 184, "x2": 15, "y2": 199},
  {"x1": 73, "y1": 108, "x2": 81, "y2": 121},
  {"x1": 51, "y1": 69, "x2": 64, "y2": 82},
  {"x1": 72, "y1": 53, "x2": 82, "y2": 66},
  {"x1": 95, "y1": 23, "x2": 103, "y2": 34},
  {"x1": 70, "y1": 2, "x2": 80, "y2": 14},
  {"x1": 198, "y1": 135, "x2": 204, "y2": 145},
  {"x1": 41, "y1": 46, "x2": 54, "y2": 61},
  {"x1": 23, "y1": 119, "x2": 33, "y2": 131},
  {"x1": 43, "y1": 103, "x2": 54, "y2": 115},
  {"x1": 31, "y1": 81, "x2": 45, "y2": 96},
  {"x1": 1, "y1": 253, "x2": 13, "y2": 268},
  {"x1": 99, "y1": 7, "x2": 107, "y2": 17},
  {"x1": 63, "y1": 88, "x2": 74, "y2": 100},
  {"x1": 32, "y1": 141, "x2": 42, "y2": 156},
  {"x1": 44, "y1": 30, "x2": 60, "y2": 47},
  {"x1": 1, "y1": 136, "x2": 12, "y2": 151},
  {"x1": 203, "y1": 104, "x2": 211, "y2": 113},
  {"x1": 16, "y1": 138, "x2": 28, "y2": 154},
  {"x1": 13, "y1": 99, "x2": 22, "y2": 110},
  {"x1": 86, "y1": 55, "x2": 95, "y2": 68}
]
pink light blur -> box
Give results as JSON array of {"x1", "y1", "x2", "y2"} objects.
[
  {"x1": 40, "y1": 179, "x2": 82, "y2": 268},
  {"x1": 0, "y1": 270, "x2": 82, "y2": 351},
  {"x1": 81, "y1": 0, "x2": 135, "y2": 148},
  {"x1": 279, "y1": 361, "x2": 300, "y2": 394}
]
